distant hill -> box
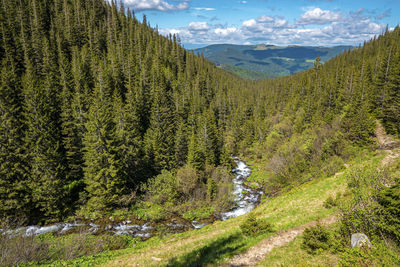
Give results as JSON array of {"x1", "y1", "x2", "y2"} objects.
[{"x1": 194, "y1": 44, "x2": 353, "y2": 79}]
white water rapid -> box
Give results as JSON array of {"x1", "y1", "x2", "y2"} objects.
[{"x1": 220, "y1": 159, "x2": 262, "y2": 220}]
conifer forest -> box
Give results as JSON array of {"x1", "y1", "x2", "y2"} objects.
[{"x1": 1, "y1": 0, "x2": 400, "y2": 224}]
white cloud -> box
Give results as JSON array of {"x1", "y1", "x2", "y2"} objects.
[
  {"x1": 189, "y1": 22, "x2": 210, "y2": 31},
  {"x1": 297, "y1": 8, "x2": 341, "y2": 25},
  {"x1": 242, "y1": 19, "x2": 257, "y2": 29},
  {"x1": 159, "y1": 7, "x2": 386, "y2": 46},
  {"x1": 257, "y1": 16, "x2": 275, "y2": 23},
  {"x1": 214, "y1": 27, "x2": 239, "y2": 37},
  {"x1": 123, "y1": 0, "x2": 189, "y2": 11},
  {"x1": 193, "y1": 7, "x2": 216, "y2": 11}
]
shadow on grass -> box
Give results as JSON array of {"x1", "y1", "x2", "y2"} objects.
[{"x1": 166, "y1": 232, "x2": 246, "y2": 267}]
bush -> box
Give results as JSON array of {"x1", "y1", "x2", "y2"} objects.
[
  {"x1": 301, "y1": 224, "x2": 331, "y2": 254},
  {"x1": 183, "y1": 206, "x2": 214, "y2": 221},
  {"x1": 321, "y1": 155, "x2": 344, "y2": 177},
  {"x1": 176, "y1": 165, "x2": 199, "y2": 197},
  {"x1": 0, "y1": 230, "x2": 135, "y2": 266},
  {"x1": 339, "y1": 241, "x2": 400, "y2": 266},
  {"x1": 0, "y1": 233, "x2": 50, "y2": 266},
  {"x1": 340, "y1": 165, "x2": 389, "y2": 239},
  {"x1": 378, "y1": 184, "x2": 400, "y2": 243},
  {"x1": 141, "y1": 170, "x2": 178, "y2": 205},
  {"x1": 240, "y1": 213, "x2": 273, "y2": 237},
  {"x1": 324, "y1": 192, "x2": 342, "y2": 209}
]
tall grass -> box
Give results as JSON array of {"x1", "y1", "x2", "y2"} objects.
[{"x1": 0, "y1": 229, "x2": 134, "y2": 266}]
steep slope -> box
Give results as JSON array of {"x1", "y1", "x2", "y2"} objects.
[{"x1": 194, "y1": 44, "x2": 352, "y2": 79}]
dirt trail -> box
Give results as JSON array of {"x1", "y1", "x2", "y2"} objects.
[
  {"x1": 375, "y1": 121, "x2": 400, "y2": 166},
  {"x1": 375, "y1": 121, "x2": 399, "y2": 150},
  {"x1": 228, "y1": 216, "x2": 338, "y2": 266}
]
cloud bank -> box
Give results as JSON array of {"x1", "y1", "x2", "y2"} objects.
[
  {"x1": 123, "y1": 0, "x2": 189, "y2": 11},
  {"x1": 159, "y1": 7, "x2": 387, "y2": 46}
]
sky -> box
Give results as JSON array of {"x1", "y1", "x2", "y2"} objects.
[{"x1": 120, "y1": 0, "x2": 399, "y2": 48}]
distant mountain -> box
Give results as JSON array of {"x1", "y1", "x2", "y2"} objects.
[{"x1": 194, "y1": 44, "x2": 353, "y2": 79}]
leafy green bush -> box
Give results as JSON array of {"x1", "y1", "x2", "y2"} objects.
[
  {"x1": 240, "y1": 213, "x2": 273, "y2": 237},
  {"x1": 176, "y1": 165, "x2": 199, "y2": 198},
  {"x1": 339, "y1": 241, "x2": 400, "y2": 266},
  {"x1": 340, "y1": 165, "x2": 388, "y2": 239},
  {"x1": 321, "y1": 155, "x2": 344, "y2": 177},
  {"x1": 141, "y1": 170, "x2": 178, "y2": 205},
  {"x1": 183, "y1": 207, "x2": 214, "y2": 221},
  {"x1": 378, "y1": 184, "x2": 400, "y2": 243},
  {"x1": 301, "y1": 224, "x2": 331, "y2": 254},
  {"x1": 324, "y1": 196, "x2": 336, "y2": 209},
  {"x1": 324, "y1": 192, "x2": 342, "y2": 209}
]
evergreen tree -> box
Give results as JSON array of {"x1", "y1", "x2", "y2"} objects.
[
  {"x1": 0, "y1": 40, "x2": 30, "y2": 223},
  {"x1": 382, "y1": 49, "x2": 400, "y2": 136},
  {"x1": 82, "y1": 67, "x2": 124, "y2": 213},
  {"x1": 144, "y1": 75, "x2": 176, "y2": 172},
  {"x1": 187, "y1": 130, "x2": 205, "y2": 170},
  {"x1": 23, "y1": 58, "x2": 66, "y2": 222}
]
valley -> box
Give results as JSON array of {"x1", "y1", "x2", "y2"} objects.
[
  {"x1": 194, "y1": 44, "x2": 352, "y2": 79},
  {"x1": 0, "y1": 0, "x2": 400, "y2": 266}
]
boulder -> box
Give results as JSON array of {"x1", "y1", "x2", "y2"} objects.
[{"x1": 351, "y1": 233, "x2": 372, "y2": 248}]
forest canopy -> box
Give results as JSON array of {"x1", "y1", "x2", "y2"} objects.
[{"x1": 0, "y1": 0, "x2": 399, "y2": 225}]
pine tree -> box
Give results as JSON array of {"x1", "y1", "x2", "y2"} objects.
[
  {"x1": 187, "y1": 130, "x2": 205, "y2": 170},
  {"x1": 175, "y1": 118, "x2": 188, "y2": 167},
  {"x1": 82, "y1": 66, "x2": 124, "y2": 213},
  {"x1": 144, "y1": 74, "x2": 176, "y2": 172},
  {"x1": 59, "y1": 40, "x2": 85, "y2": 214},
  {"x1": 0, "y1": 34, "x2": 30, "y2": 223},
  {"x1": 114, "y1": 84, "x2": 144, "y2": 189},
  {"x1": 382, "y1": 49, "x2": 400, "y2": 136},
  {"x1": 24, "y1": 56, "x2": 66, "y2": 222}
]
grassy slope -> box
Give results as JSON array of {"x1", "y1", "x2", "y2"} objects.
[
  {"x1": 105, "y1": 173, "x2": 345, "y2": 266},
  {"x1": 37, "y1": 152, "x2": 383, "y2": 266}
]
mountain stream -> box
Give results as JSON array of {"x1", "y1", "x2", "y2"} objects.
[{"x1": 1, "y1": 159, "x2": 263, "y2": 238}]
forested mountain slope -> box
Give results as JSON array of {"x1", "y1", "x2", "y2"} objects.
[
  {"x1": 1, "y1": 0, "x2": 400, "y2": 233},
  {"x1": 194, "y1": 44, "x2": 352, "y2": 79}
]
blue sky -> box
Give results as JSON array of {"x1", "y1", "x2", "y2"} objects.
[{"x1": 121, "y1": 0, "x2": 399, "y2": 48}]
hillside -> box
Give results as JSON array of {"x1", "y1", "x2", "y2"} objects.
[
  {"x1": 1, "y1": 0, "x2": 400, "y2": 266},
  {"x1": 194, "y1": 44, "x2": 352, "y2": 79}
]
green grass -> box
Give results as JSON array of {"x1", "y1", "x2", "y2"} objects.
[{"x1": 259, "y1": 223, "x2": 340, "y2": 266}]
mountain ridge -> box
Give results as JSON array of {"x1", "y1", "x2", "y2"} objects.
[{"x1": 194, "y1": 43, "x2": 353, "y2": 79}]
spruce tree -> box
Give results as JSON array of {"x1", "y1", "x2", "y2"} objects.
[
  {"x1": 0, "y1": 44, "x2": 30, "y2": 223},
  {"x1": 382, "y1": 50, "x2": 400, "y2": 136},
  {"x1": 82, "y1": 66, "x2": 124, "y2": 213}
]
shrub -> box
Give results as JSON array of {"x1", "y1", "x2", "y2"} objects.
[
  {"x1": 0, "y1": 230, "x2": 135, "y2": 266},
  {"x1": 176, "y1": 165, "x2": 199, "y2": 197},
  {"x1": 141, "y1": 170, "x2": 178, "y2": 205},
  {"x1": 301, "y1": 224, "x2": 331, "y2": 254},
  {"x1": 339, "y1": 241, "x2": 400, "y2": 266},
  {"x1": 240, "y1": 213, "x2": 273, "y2": 237},
  {"x1": 324, "y1": 196, "x2": 336, "y2": 209},
  {"x1": 324, "y1": 192, "x2": 342, "y2": 209},
  {"x1": 321, "y1": 155, "x2": 344, "y2": 177},
  {"x1": 378, "y1": 184, "x2": 400, "y2": 243},
  {"x1": 0, "y1": 233, "x2": 50, "y2": 266}
]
